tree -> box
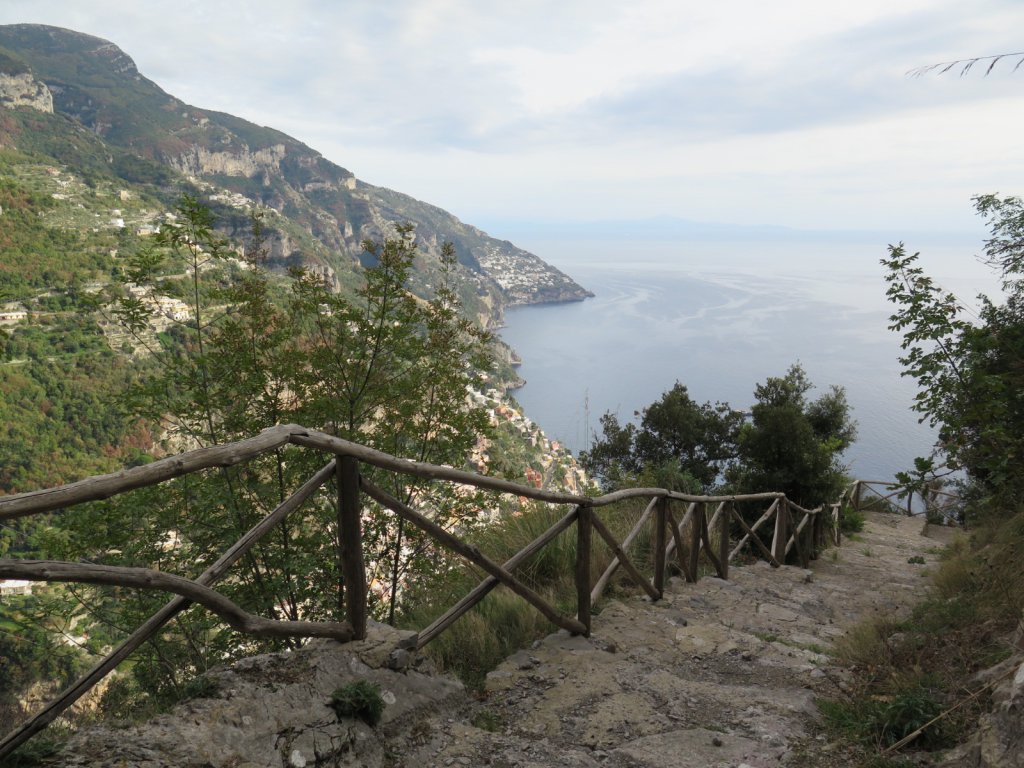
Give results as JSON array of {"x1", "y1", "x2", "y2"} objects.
[
  {"x1": 727, "y1": 364, "x2": 855, "y2": 507},
  {"x1": 882, "y1": 194, "x2": 1024, "y2": 508},
  {"x1": 288, "y1": 226, "x2": 493, "y2": 622},
  {"x1": 581, "y1": 382, "x2": 742, "y2": 492},
  {"x1": 44, "y1": 200, "x2": 494, "y2": 706}
]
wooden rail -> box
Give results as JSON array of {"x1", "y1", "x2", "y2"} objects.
[
  {"x1": 848, "y1": 479, "x2": 961, "y2": 520},
  {"x1": 0, "y1": 424, "x2": 851, "y2": 759}
]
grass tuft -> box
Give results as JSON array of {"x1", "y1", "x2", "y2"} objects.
[{"x1": 329, "y1": 680, "x2": 386, "y2": 726}]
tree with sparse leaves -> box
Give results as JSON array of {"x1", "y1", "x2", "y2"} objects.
[
  {"x1": 43, "y1": 199, "x2": 494, "y2": 708},
  {"x1": 882, "y1": 194, "x2": 1024, "y2": 510}
]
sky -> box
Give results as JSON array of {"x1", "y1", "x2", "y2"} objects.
[{"x1": 0, "y1": 0, "x2": 1021, "y2": 236}]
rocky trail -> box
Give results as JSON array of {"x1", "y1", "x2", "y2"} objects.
[{"x1": 52, "y1": 512, "x2": 949, "y2": 767}]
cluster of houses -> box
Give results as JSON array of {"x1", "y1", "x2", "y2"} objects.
[
  {"x1": 0, "y1": 306, "x2": 28, "y2": 324},
  {"x1": 0, "y1": 579, "x2": 32, "y2": 598},
  {"x1": 469, "y1": 387, "x2": 588, "y2": 496},
  {"x1": 123, "y1": 284, "x2": 192, "y2": 324}
]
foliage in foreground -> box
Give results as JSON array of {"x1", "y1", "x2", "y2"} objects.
[
  {"x1": 38, "y1": 198, "x2": 494, "y2": 711},
  {"x1": 329, "y1": 681, "x2": 386, "y2": 726},
  {"x1": 883, "y1": 194, "x2": 1024, "y2": 516}
]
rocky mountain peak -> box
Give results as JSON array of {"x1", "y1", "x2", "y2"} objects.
[
  {"x1": 0, "y1": 22, "x2": 591, "y2": 323},
  {"x1": 0, "y1": 24, "x2": 138, "y2": 76}
]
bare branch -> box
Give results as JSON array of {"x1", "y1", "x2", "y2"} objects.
[{"x1": 908, "y1": 52, "x2": 1024, "y2": 78}]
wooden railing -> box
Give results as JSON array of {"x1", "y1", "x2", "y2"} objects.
[
  {"x1": 0, "y1": 424, "x2": 844, "y2": 759},
  {"x1": 848, "y1": 479, "x2": 961, "y2": 520}
]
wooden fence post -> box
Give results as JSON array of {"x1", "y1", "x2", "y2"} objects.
[
  {"x1": 852, "y1": 480, "x2": 862, "y2": 512},
  {"x1": 688, "y1": 502, "x2": 703, "y2": 582},
  {"x1": 772, "y1": 498, "x2": 789, "y2": 564},
  {"x1": 653, "y1": 497, "x2": 667, "y2": 597},
  {"x1": 337, "y1": 455, "x2": 367, "y2": 639},
  {"x1": 576, "y1": 504, "x2": 592, "y2": 636},
  {"x1": 718, "y1": 502, "x2": 730, "y2": 580}
]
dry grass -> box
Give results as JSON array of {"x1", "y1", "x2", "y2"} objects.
[
  {"x1": 819, "y1": 508, "x2": 1024, "y2": 758},
  {"x1": 399, "y1": 498, "x2": 656, "y2": 689}
]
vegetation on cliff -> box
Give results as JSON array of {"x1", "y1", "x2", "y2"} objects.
[{"x1": 24, "y1": 200, "x2": 495, "y2": 713}]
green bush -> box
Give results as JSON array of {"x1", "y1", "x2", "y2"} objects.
[
  {"x1": 841, "y1": 507, "x2": 866, "y2": 533},
  {"x1": 879, "y1": 686, "x2": 945, "y2": 747},
  {"x1": 329, "y1": 680, "x2": 386, "y2": 726},
  {"x1": 819, "y1": 681, "x2": 946, "y2": 749}
]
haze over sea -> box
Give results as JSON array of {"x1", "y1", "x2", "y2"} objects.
[{"x1": 497, "y1": 231, "x2": 1001, "y2": 484}]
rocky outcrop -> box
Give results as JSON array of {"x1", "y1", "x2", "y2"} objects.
[
  {"x1": 941, "y1": 652, "x2": 1024, "y2": 768},
  {"x1": 57, "y1": 623, "x2": 468, "y2": 768},
  {"x1": 170, "y1": 143, "x2": 288, "y2": 178},
  {"x1": 0, "y1": 71, "x2": 52, "y2": 112}
]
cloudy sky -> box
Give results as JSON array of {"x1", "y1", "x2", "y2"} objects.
[{"x1": 0, "y1": 0, "x2": 1021, "y2": 235}]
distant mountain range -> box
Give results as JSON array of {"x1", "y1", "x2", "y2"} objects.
[
  {"x1": 0, "y1": 23, "x2": 591, "y2": 325},
  {"x1": 478, "y1": 215, "x2": 983, "y2": 247}
]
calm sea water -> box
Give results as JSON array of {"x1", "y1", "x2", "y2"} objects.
[{"x1": 498, "y1": 237, "x2": 999, "y2": 483}]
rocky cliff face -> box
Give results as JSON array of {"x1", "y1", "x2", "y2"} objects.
[
  {"x1": 0, "y1": 71, "x2": 53, "y2": 112},
  {"x1": 941, "y1": 648, "x2": 1024, "y2": 768},
  {"x1": 170, "y1": 143, "x2": 290, "y2": 179}
]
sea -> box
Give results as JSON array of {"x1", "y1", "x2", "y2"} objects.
[{"x1": 497, "y1": 235, "x2": 1001, "y2": 484}]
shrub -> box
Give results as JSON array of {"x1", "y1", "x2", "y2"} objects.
[
  {"x1": 329, "y1": 680, "x2": 386, "y2": 727},
  {"x1": 841, "y1": 507, "x2": 866, "y2": 533}
]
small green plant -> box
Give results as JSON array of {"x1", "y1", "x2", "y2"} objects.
[
  {"x1": 861, "y1": 547, "x2": 874, "y2": 557},
  {"x1": 819, "y1": 683, "x2": 946, "y2": 749},
  {"x1": 180, "y1": 674, "x2": 220, "y2": 700},
  {"x1": 329, "y1": 680, "x2": 386, "y2": 726},
  {"x1": 878, "y1": 686, "x2": 945, "y2": 747},
  {"x1": 471, "y1": 708, "x2": 503, "y2": 732},
  {"x1": 841, "y1": 508, "x2": 867, "y2": 533},
  {"x1": 2, "y1": 734, "x2": 66, "y2": 767},
  {"x1": 907, "y1": 555, "x2": 926, "y2": 564}
]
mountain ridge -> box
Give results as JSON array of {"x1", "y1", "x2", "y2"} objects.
[{"x1": 0, "y1": 23, "x2": 591, "y2": 324}]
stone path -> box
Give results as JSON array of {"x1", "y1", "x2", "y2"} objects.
[
  {"x1": 431, "y1": 511, "x2": 947, "y2": 768},
  {"x1": 48, "y1": 511, "x2": 950, "y2": 767}
]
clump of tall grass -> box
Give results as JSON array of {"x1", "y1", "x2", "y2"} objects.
[
  {"x1": 399, "y1": 498, "x2": 655, "y2": 689},
  {"x1": 818, "y1": 506, "x2": 1024, "y2": 757}
]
